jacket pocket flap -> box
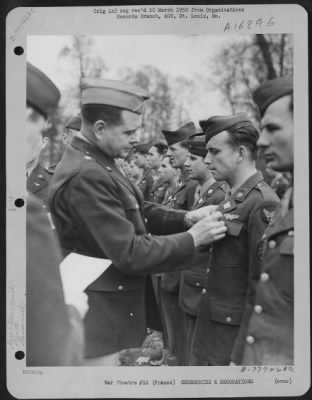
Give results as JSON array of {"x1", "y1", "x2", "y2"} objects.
[
  {"x1": 183, "y1": 272, "x2": 207, "y2": 288},
  {"x1": 225, "y1": 220, "x2": 243, "y2": 237},
  {"x1": 279, "y1": 236, "x2": 294, "y2": 255},
  {"x1": 210, "y1": 302, "x2": 243, "y2": 326}
]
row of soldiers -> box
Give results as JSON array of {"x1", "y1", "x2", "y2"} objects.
[{"x1": 25, "y1": 61, "x2": 294, "y2": 367}]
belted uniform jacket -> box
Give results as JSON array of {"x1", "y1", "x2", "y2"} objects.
[
  {"x1": 192, "y1": 172, "x2": 279, "y2": 365},
  {"x1": 48, "y1": 137, "x2": 197, "y2": 357}
]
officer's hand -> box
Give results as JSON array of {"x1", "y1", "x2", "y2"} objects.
[
  {"x1": 185, "y1": 205, "x2": 219, "y2": 226},
  {"x1": 188, "y1": 211, "x2": 227, "y2": 247}
]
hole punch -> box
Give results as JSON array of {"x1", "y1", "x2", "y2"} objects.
[
  {"x1": 14, "y1": 46, "x2": 24, "y2": 56},
  {"x1": 15, "y1": 351, "x2": 25, "y2": 360},
  {"x1": 15, "y1": 198, "x2": 25, "y2": 207}
]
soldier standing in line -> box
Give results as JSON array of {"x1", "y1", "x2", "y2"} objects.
[
  {"x1": 158, "y1": 122, "x2": 198, "y2": 365},
  {"x1": 190, "y1": 113, "x2": 279, "y2": 366},
  {"x1": 179, "y1": 134, "x2": 228, "y2": 365},
  {"x1": 147, "y1": 140, "x2": 169, "y2": 204},
  {"x1": 159, "y1": 155, "x2": 179, "y2": 204},
  {"x1": 133, "y1": 142, "x2": 154, "y2": 201},
  {"x1": 48, "y1": 78, "x2": 228, "y2": 366},
  {"x1": 237, "y1": 76, "x2": 295, "y2": 365}
]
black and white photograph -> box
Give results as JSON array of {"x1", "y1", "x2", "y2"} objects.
[{"x1": 6, "y1": 4, "x2": 309, "y2": 398}]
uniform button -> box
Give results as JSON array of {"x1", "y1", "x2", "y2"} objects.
[
  {"x1": 34, "y1": 182, "x2": 40, "y2": 186},
  {"x1": 106, "y1": 166, "x2": 112, "y2": 171},
  {"x1": 208, "y1": 189, "x2": 213, "y2": 194},
  {"x1": 209, "y1": 247, "x2": 213, "y2": 253},
  {"x1": 135, "y1": 204, "x2": 139, "y2": 209},
  {"x1": 288, "y1": 230, "x2": 294, "y2": 236},
  {"x1": 254, "y1": 305, "x2": 263, "y2": 314},
  {"x1": 195, "y1": 282, "x2": 200, "y2": 287},
  {"x1": 130, "y1": 312, "x2": 134, "y2": 317},
  {"x1": 201, "y1": 288, "x2": 207, "y2": 295},
  {"x1": 268, "y1": 240, "x2": 276, "y2": 249},
  {"x1": 145, "y1": 218, "x2": 148, "y2": 223},
  {"x1": 117, "y1": 285, "x2": 124, "y2": 291},
  {"x1": 246, "y1": 336, "x2": 255, "y2": 344},
  {"x1": 260, "y1": 273, "x2": 270, "y2": 282},
  {"x1": 206, "y1": 268, "x2": 210, "y2": 273},
  {"x1": 261, "y1": 234, "x2": 266, "y2": 240},
  {"x1": 84, "y1": 155, "x2": 92, "y2": 160},
  {"x1": 226, "y1": 316, "x2": 232, "y2": 323}
]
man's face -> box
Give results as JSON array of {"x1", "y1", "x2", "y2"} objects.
[
  {"x1": 184, "y1": 153, "x2": 207, "y2": 181},
  {"x1": 26, "y1": 106, "x2": 47, "y2": 165},
  {"x1": 99, "y1": 110, "x2": 142, "y2": 159},
  {"x1": 205, "y1": 131, "x2": 239, "y2": 182},
  {"x1": 257, "y1": 96, "x2": 293, "y2": 172},
  {"x1": 159, "y1": 156, "x2": 175, "y2": 183},
  {"x1": 63, "y1": 128, "x2": 77, "y2": 146},
  {"x1": 147, "y1": 146, "x2": 162, "y2": 169},
  {"x1": 133, "y1": 152, "x2": 147, "y2": 168},
  {"x1": 167, "y1": 142, "x2": 189, "y2": 168}
]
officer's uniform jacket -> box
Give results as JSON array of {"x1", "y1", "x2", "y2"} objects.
[
  {"x1": 48, "y1": 137, "x2": 197, "y2": 357},
  {"x1": 138, "y1": 168, "x2": 154, "y2": 201},
  {"x1": 160, "y1": 172, "x2": 197, "y2": 293},
  {"x1": 179, "y1": 181, "x2": 228, "y2": 316},
  {"x1": 192, "y1": 171, "x2": 279, "y2": 365},
  {"x1": 27, "y1": 194, "x2": 83, "y2": 366},
  {"x1": 238, "y1": 194, "x2": 294, "y2": 365},
  {"x1": 27, "y1": 162, "x2": 56, "y2": 208}
]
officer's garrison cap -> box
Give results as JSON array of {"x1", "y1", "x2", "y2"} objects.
[
  {"x1": 162, "y1": 122, "x2": 197, "y2": 146},
  {"x1": 187, "y1": 134, "x2": 207, "y2": 157},
  {"x1": 253, "y1": 76, "x2": 293, "y2": 117},
  {"x1": 65, "y1": 114, "x2": 82, "y2": 131},
  {"x1": 80, "y1": 78, "x2": 149, "y2": 114},
  {"x1": 199, "y1": 113, "x2": 258, "y2": 143},
  {"x1": 27, "y1": 62, "x2": 61, "y2": 118}
]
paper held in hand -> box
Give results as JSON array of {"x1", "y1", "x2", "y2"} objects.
[{"x1": 60, "y1": 253, "x2": 111, "y2": 302}]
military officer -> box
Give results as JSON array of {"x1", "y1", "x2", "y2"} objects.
[
  {"x1": 26, "y1": 62, "x2": 85, "y2": 365},
  {"x1": 191, "y1": 113, "x2": 279, "y2": 366},
  {"x1": 48, "y1": 78, "x2": 228, "y2": 366},
  {"x1": 238, "y1": 76, "x2": 294, "y2": 365},
  {"x1": 179, "y1": 134, "x2": 228, "y2": 365},
  {"x1": 157, "y1": 122, "x2": 198, "y2": 365}
]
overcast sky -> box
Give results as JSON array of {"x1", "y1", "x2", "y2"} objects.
[{"x1": 27, "y1": 35, "x2": 234, "y2": 123}]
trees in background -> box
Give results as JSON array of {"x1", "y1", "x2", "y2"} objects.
[{"x1": 207, "y1": 34, "x2": 293, "y2": 120}]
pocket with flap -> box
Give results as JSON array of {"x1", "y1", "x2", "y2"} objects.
[
  {"x1": 210, "y1": 301, "x2": 243, "y2": 326},
  {"x1": 279, "y1": 236, "x2": 294, "y2": 256}
]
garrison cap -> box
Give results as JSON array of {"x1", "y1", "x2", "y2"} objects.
[
  {"x1": 27, "y1": 62, "x2": 61, "y2": 118},
  {"x1": 200, "y1": 113, "x2": 257, "y2": 143},
  {"x1": 81, "y1": 78, "x2": 149, "y2": 114},
  {"x1": 162, "y1": 122, "x2": 196, "y2": 146},
  {"x1": 134, "y1": 141, "x2": 152, "y2": 154},
  {"x1": 187, "y1": 134, "x2": 207, "y2": 157},
  {"x1": 65, "y1": 114, "x2": 81, "y2": 131},
  {"x1": 253, "y1": 76, "x2": 293, "y2": 117}
]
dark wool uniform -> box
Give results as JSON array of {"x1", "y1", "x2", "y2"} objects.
[
  {"x1": 239, "y1": 196, "x2": 293, "y2": 365},
  {"x1": 27, "y1": 194, "x2": 83, "y2": 366},
  {"x1": 138, "y1": 168, "x2": 154, "y2": 201},
  {"x1": 192, "y1": 171, "x2": 279, "y2": 365},
  {"x1": 48, "y1": 137, "x2": 197, "y2": 358},
  {"x1": 237, "y1": 76, "x2": 295, "y2": 365},
  {"x1": 179, "y1": 180, "x2": 228, "y2": 365},
  {"x1": 27, "y1": 162, "x2": 56, "y2": 208},
  {"x1": 149, "y1": 178, "x2": 169, "y2": 204},
  {"x1": 158, "y1": 170, "x2": 197, "y2": 364}
]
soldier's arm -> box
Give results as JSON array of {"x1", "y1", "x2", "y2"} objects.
[{"x1": 230, "y1": 199, "x2": 279, "y2": 365}]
